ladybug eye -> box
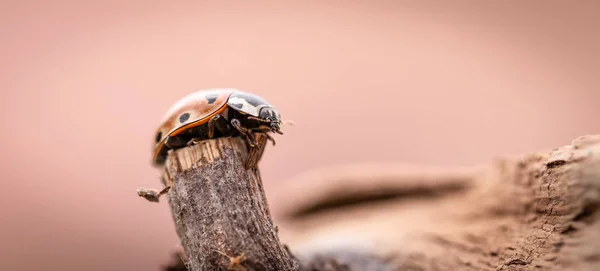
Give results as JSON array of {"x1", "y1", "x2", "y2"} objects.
[
  {"x1": 179, "y1": 113, "x2": 190, "y2": 123},
  {"x1": 155, "y1": 132, "x2": 162, "y2": 143}
]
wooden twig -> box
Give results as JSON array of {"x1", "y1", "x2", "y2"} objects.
[{"x1": 156, "y1": 134, "x2": 299, "y2": 271}]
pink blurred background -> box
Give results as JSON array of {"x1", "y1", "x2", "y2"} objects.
[{"x1": 1, "y1": 1, "x2": 599, "y2": 270}]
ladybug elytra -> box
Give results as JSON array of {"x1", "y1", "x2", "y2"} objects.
[{"x1": 152, "y1": 89, "x2": 289, "y2": 166}]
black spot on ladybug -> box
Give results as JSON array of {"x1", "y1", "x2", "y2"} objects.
[
  {"x1": 206, "y1": 93, "x2": 219, "y2": 104},
  {"x1": 229, "y1": 92, "x2": 269, "y2": 107},
  {"x1": 231, "y1": 103, "x2": 244, "y2": 110},
  {"x1": 246, "y1": 97, "x2": 263, "y2": 106},
  {"x1": 179, "y1": 113, "x2": 190, "y2": 123},
  {"x1": 155, "y1": 132, "x2": 162, "y2": 143}
]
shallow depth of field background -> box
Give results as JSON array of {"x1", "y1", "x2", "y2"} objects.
[{"x1": 1, "y1": 1, "x2": 600, "y2": 270}]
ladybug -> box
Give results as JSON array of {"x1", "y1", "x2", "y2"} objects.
[{"x1": 152, "y1": 88, "x2": 289, "y2": 166}]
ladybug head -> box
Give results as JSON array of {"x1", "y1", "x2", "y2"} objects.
[{"x1": 258, "y1": 106, "x2": 283, "y2": 134}]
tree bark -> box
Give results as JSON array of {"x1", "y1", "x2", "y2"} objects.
[{"x1": 161, "y1": 135, "x2": 299, "y2": 271}]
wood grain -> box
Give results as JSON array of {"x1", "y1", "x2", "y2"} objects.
[{"x1": 162, "y1": 135, "x2": 299, "y2": 271}]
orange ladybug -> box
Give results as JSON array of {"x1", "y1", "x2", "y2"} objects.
[{"x1": 152, "y1": 89, "x2": 288, "y2": 166}]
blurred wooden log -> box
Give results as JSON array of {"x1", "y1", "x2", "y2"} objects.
[
  {"x1": 272, "y1": 135, "x2": 600, "y2": 271},
  {"x1": 160, "y1": 135, "x2": 299, "y2": 271}
]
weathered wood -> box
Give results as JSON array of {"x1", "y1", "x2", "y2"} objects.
[
  {"x1": 273, "y1": 135, "x2": 600, "y2": 271},
  {"x1": 161, "y1": 135, "x2": 299, "y2": 271}
]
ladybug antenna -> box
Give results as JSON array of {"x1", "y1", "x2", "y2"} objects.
[{"x1": 281, "y1": 120, "x2": 294, "y2": 126}]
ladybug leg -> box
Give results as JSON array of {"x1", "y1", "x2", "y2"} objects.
[
  {"x1": 244, "y1": 132, "x2": 258, "y2": 148},
  {"x1": 186, "y1": 137, "x2": 202, "y2": 147},
  {"x1": 230, "y1": 119, "x2": 258, "y2": 147},
  {"x1": 208, "y1": 114, "x2": 233, "y2": 139},
  {"x1": 263, "y1": 132, "x2": 276, "y2": 146},
  {"x1": 207, "y1": 115, "x2": 220, "y2": 139},
  {"x1": 249, "y1": 127, "x2": 276, "y2": 146},
  {"x1": 247, "y1": 116, "x2": 270, "y2": 123}
]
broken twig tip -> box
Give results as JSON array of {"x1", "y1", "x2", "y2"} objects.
[{"x1": 137, "y1": 186, "x2": 171, "y2": 203}]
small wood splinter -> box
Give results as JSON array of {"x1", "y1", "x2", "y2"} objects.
[
  {"x1": 216, "y1": 250, "x2": 248, "y2": 271},
  {"x1": 136, "y1": 186, "x2": 171, "y2": 202}
]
